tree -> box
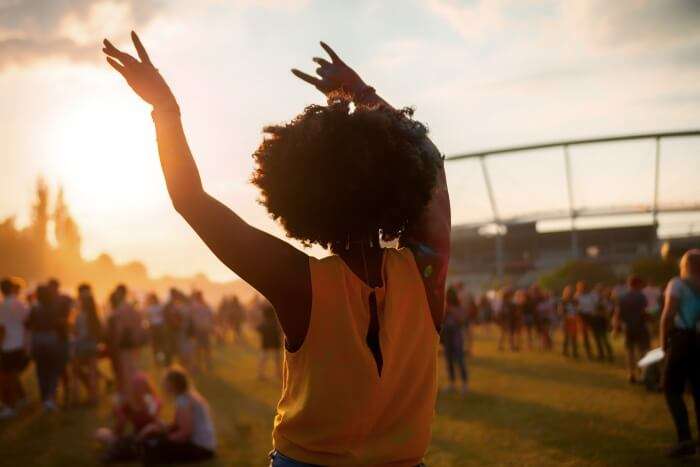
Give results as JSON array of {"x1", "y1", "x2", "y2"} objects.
[
  {"x1": 53, "y1": 186, "x2": 81, "y2": 257},
  {"x1": 630, "y1": 256, "x2": 678, "y2": 286},
  {"x1": 538, "y1": 260, "x2": 618, "y2": 293},
  {"x1": 30, "y1": 177, "x2": 50, "y2": 246}
]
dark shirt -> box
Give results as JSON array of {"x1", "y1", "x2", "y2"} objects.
[
  {"x1": 27, "y1": 298, "x2": 70, "y2": 339},
  {"x1": 618, "y1": 290, "x2": 647, "y2": 333}
]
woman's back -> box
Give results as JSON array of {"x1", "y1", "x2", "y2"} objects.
[{"x1": 273, "y1": 247, "x2": 437, "y2": 466}]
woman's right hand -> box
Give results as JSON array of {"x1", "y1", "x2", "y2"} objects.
[
  {"x1": 102, "y1": 31, "x2": 177, "y2": 109},
  {"x1": 291, "y1": 42, "x2": 368, "y2": 97}
]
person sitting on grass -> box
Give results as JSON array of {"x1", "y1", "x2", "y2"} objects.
[
  {"x1": 139, "y1": 367, "x2": 216, "y2": 464},
  {"x1": 95, "y1": 371, "x2": 161, "y2": 463},
  {"x1": 102, "y1": 31, "x2": 449, "y2": 466}
]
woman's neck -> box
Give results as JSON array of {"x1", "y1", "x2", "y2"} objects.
[{"x1": 336, "y1": 241, "x2": 384, "y2": 288}]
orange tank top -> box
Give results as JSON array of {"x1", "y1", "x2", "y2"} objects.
[{"x1": 272, "y1": 247, "x2": 438, "y2": 466}]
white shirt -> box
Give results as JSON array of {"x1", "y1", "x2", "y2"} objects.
[
  {"x1": 0, "y1": 296, "x2": 30, "y2": 351},
  {"x1": 176, "y1": 392, "x2": 216, "y2": 451},
  {"x1": 192, "y1": 304, "x2": 214, "y2": 332},
  {"x1": 643, "y1": 286, "x2": 661, "y2": 312},
  {"x1": 145, "y1": 304, "x2": 164, "y2": 326},
  {"x1": 577, "y1": 292, "x2": 599, "y2": 315}
]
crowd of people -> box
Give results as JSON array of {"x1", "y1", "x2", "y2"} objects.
[
  {"x1": 440, "y1": 249, "x2": 700, "y2": 458},
  {"x1": 2, "y1": 252, "x2": 698, "y2": 461},
  {"x1": 442, "y1": 276, "x2": 664, "y2": 386},
  {"x1": 0, "y1": 275, "x2": 283, "y2": 463}
]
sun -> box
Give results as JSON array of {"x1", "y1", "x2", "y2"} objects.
[{"x1": 45, "y1": 92, "x2": 164, "y2": 215}]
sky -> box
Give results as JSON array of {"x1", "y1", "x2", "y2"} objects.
[{"x1": 1, "y1": 0, "x2": 699, "y2": 281}]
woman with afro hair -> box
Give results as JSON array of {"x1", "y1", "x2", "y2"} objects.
[{"x1": 103, "y1": 33, "x2": 450, "y2": 466}]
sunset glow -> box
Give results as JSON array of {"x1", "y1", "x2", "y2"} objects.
[{"x1": 1, "y1": 0, "x2": 699, "y2": 282}]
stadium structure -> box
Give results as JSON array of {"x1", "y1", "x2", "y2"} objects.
[{"x1": 445, "y1": 130, "x2": 700, "y2": 289}]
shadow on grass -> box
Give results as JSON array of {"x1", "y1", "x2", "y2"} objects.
[
  {"x1": 195, "y1": 369, "x2": 277, "y2": 466},
  {"x1": 470, "y1": 354, "x2": 623, "y2": 391},
  {"x1": 437, "y1": 389, "x2": 669, "y2": 465}
]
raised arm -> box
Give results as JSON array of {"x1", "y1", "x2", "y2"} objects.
[
  {"x1": 102, "y1": 33, "x2": 311, "y2": 347},
  {"x1": 292, "y1": 42, "x2": 451, "y2": 329},
  {"x1": 401, "y1": 155, "x2": 451, "y2": 329}
]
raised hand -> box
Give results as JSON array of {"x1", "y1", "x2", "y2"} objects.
[
  {"x1": 102, "y1": 31, "x2": 177, "y2": 109},
  {"x1": 291, "y1": 42, "x2": 367, "y2": 97}
]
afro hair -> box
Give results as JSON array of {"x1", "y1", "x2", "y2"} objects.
[{"x1": 251, "y1": 97, "x2": 440, "y2": 249}]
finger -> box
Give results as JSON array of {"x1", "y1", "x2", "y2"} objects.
[
  {"x1": 131, "y1": 31, "x2": 152, "y2": 65},
  {"x1": 291, "y1": 69, "x2": 322, "y2": 87},
  {"x1": 103, "y1": 39, "x2": 137, "y2": 65},
  {"x1": 106, "y1": 57, "x2": 126, "y2": 77},
  {"x1": 312, "y1": 57, "x2": 331, "y2": 68},
  {"x1": 102, "y1": 49, "x2": 125, "y2": 68},
  {"x1": 316, "y1": 67, "x2": 330, "y2": 78},
  {"x1": 320, "y1": 41, "x2": 342, "y2": 63}
]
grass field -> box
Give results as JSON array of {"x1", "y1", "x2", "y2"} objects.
[{"x1": 0, "y1": 329, "x2": 693, "y2": 466}]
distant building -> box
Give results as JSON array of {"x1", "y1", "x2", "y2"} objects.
[
  {"x1": 661, "y1": 235, "x2": 700, "y2": 260},
  {"x1": 449, "y1": 222, "x2": 659, "y2": 289}
]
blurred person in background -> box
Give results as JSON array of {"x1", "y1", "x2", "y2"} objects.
[
  {"x1": 48, "y1": 278, "x2": 74, "y2": 406},
  {"x1": 0, "y1": 277, "x2": 30, "y2": 419},
  {"x1": 659, "y1": 250, "x2": 700, "y2": 458},
  {"x1": 476, "y1": 293, "x2": 494, "y2": 335},
  {"x1": 162, "y1": 288, "x2": 183, "y2": 366},
  {"x1": 536, "y1": 289, "x2": 556, "y2": 351},
  {"x1": 108, "y1": 284, "x2": 146, "y2": 397},
  {"x1": 643, "y1": 280, "x2": 662, "y2": 319},
  {"x1": 229, "y1": 296, "x2": 246, "y2": 344},
  {"x1": 509, "y1": 289, "x2": 526, "y2": 352},
  {"x1": 256, "y1": 300, "x2": 282, "y2": 381},
  {"x1": 191, "y1": 290, "x2": 214, "y2": 373},
  {"x1": 27, "y1": 284, "x2": 70, "y2": 411},
  {"x1": 560, "y1": 285, "x2": 579, "y2": 359},
  {"x1": 71, "y1": 283, "x2": 102, "y2": 405},
  {"x1": 456, "y1": 284, "x2": 476, "y2": 356},
  {"x1": 520, "y1": 287, "x2": 537, "y2": 350},
  {"x1": 591, "y1": 284, "x2": 614, "y2": 362},
  {"x1": 497, "y1": 288, "x2": 515, "y2": 351},
  {"x1": 145, "y1": 293, "x2": 166, "y2": 366},
  {"x1": 614, "y1": 276, "x2": 650, "y2": 383},
  {"x1": 177, "y1": 292, "x2": 196, "y2": 372},
  {"x1": 575, "y1": 281, "x2": 597, "y2": 360},
  {"x1": 528, "y1": 285, "x2": 545, "y2": 350},
  {"x1": 215, "y1": 297, "x2": 231, "y2": 345},
  {"x1": 441, "y1": 287, "x2": 468, "y2": 394},
  {"x1": 162, "y1": 288, "x2": 194, "y2": 370}
]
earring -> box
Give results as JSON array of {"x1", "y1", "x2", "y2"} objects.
[{"x1": 345, "y1": 234, "x2": 350, "y2": 251}]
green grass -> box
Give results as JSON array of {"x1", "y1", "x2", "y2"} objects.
[{"x1": 0, "y1": 329, "x2": 692, "y2": 466}]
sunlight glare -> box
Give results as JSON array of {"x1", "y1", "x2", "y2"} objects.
[{"x1": 45, "y1": 95, "x2": 163, "y2": 215}]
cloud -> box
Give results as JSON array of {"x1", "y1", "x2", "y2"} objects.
[
  {"x1": 562, "y1": 0, "x2": 700, "y2": 50},
  {"x1": 0, "y1": 0, "x2": 162, "y2": 70},
  {"x1": 0, "y1": 0, "x2": 312, "y2": 71},
  {"x1": 427, "y1": 0, "x2": 700, "y2": 53}
]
